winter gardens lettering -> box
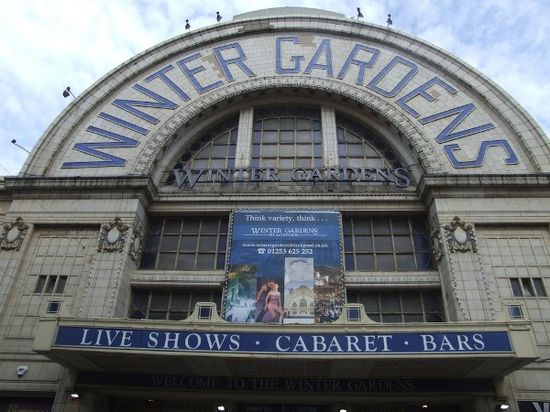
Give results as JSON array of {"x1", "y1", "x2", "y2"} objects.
[{"x1": 62, "y1": 35, "x2": 519, "y2": 170}]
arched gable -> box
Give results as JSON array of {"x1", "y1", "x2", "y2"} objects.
[{"x1": 22, "y1": 8, "x2": 550, "y2": 180}]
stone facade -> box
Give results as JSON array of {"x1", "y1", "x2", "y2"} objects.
[{"x1": 0, "y1": 7, "x2": 549, "y2": 412}]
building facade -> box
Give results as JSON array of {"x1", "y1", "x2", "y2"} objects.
[{"x1": 1, "y1": 7, "x2": 549, "y2": 412}]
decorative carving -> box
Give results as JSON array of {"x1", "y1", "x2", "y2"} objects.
[
  {"x1": 430, "y1": 217, "x2": 444, "y2": 263},
  {"x1": 443, "y1": 216, "x2": 477, "y2": 253},
  {"x1": 0, "y1": 217, "x2": 29, "y2": 251},
  {"x1": 129, "y1": 223, "x2": 144, "y2": 264},
  {"x1": 98, "y1": 217, "x2": 129, "y2": 252}
]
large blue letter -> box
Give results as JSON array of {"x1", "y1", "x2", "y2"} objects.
[
  {"x1": 213, "y1": 43, "x2": 256, "y2": 81},
  {"x1": 397, "y1": 77, "x2": 457, "y2": 118},
  {"x1": 112, "y1": 84, "x2": 178, "y2": 125},
  {"x1": 337, "y1": 44, "x2": 380, "y2": 85},
  {"x1": 177, "y1": 53, "x2": 223, "y2": 93},
  {"x1": 444, "y1": 140, "x2": 519, "y2": 168},
  {"x1": 419, "y1": 103, "x2": 495, "y2": 143},
  {"x1": 304, "y1": 39, "x2": 333, "y2": 77},
  {"x1": 62, "y1": 126, "x2": 140, "y2": 168},
  {"x1": 145, "y1": 65, "x2": 191, "y2": 102},
  {"x1": 367, "y1": 56, "x2": 418, "y2": 98},
  {"x1": 275, "y1": 36, "x2": 305, "y2": 74}
]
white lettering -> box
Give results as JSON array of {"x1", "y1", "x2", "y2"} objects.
[
  {"x1": 205, "y1": 334, "x2": 228, "y2": 350},
  {"x1": 456, "y1": 335, "x2": 473, "y2": 351},
  {"x1": 79, "y1": 329, "x2": 93, "y2": 345},
  {"x1": 313, "y1": 336, "x2": 327, "y2": 352},
  {"x1": 163, "y1": 332, "x2": 181, "y2": 349},
  {"x1": 379, "y1": 335, "x2": 392, "y2": 352},
  {"x1": 422, "y1": 334, "x2": 436, "y2": 351},
  {"x1": 120, "y1": 330, "x2": 133, "y2": 347},
  {"x1": 292, "y1": 336, "x2": 309, "y2": 352},
  {"x1": 184, "y1": 333, "x2": 201, "y2": 349},
  {"x1": 472, "y1": 333, "x2": 485, "y2": 350},
  {"x1": 276, "y1": 336, "x2": 291, "y2": 352},
  {"x1": 439, "y1": 335, "x2": 456, "y2": 351},
  {"x1": 346, "y1": 335, "x2": 360, "y2": 352},
  {"x1": 147, "y1": 332, "x2": 159, "y2": 348},
  {"x1": 229, "y1": 334, "x2": 240, "y2": 351}
]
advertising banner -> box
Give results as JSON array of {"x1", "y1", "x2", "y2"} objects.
[{"x1": 223, "y1": 210, "x2": 344, "y2": 324}]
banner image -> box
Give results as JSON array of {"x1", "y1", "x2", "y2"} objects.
[{"x1": 223, "y1": 210, "x2": 344, "y2": 324}]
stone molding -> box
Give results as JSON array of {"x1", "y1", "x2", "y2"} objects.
[
  {"x1": 0, "y1": 217, "x2": 29, "y2": 251},
  {"x1": 443, "y1": 216, "x2": 477, "y2": 253},
  {"x1": 97, "y1": 217, "x2": 130, "y2": 252}
]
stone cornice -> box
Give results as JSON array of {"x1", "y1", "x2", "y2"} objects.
[{"x1": 419, "y1": 174, "x2": 550, "y2": 203}]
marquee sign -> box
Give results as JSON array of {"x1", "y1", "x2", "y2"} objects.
[
  {"x1": 55, "y1": 326, "x2": 512, "y2": 354},
  {"x1": 77, "y1": 372, "x2": 496, "y2": 394},
  {"x1": 172, "y1": 167, "x2": 411, "y2": 189},
  {"x1": 224, "y1": 210, "x2": 344, "y2": 324},
  {"x1": 59, "y1": 33, "x2": 520, "y2": 172}
]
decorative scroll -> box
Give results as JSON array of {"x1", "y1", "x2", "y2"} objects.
[
  {"x1": 443, "y1": 216, "x2": 477, "y2": 253},
  {"x1": 98, "y1": 217, "x2": 129, "y2": 252},
  {"x1": 0, "y1": 217, "x2": 29, "y2": 251},
  {"x1": 129, "y1": 223, "x2": 144, "y2": 264}
]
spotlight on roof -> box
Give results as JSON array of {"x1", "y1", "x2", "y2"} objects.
[
  {"x1": 356, "y1": 7, "x2": 363, "y2": 19},
  {"x1": 11, "y1": 139, "x2": 31, "y2": 154},
  {"x1": 63, "y1": 86, "x2": 76, "y2": 99},
  {"x1": 421, "y1": 405, "x2": 428, "y2": 409},
  {"x1": 185, "y1": 19, "x2": 191, "y2": 30},
  {"x1": 498, "y1": 404, "x2": 510, "y2": 410},
  {"x1": 217, "y1": 405, "x2": 225, "y2": 412},
  {"x1": 69, "y1": 392, "x2": 80, "y2": 400},
  {"x1": 386, "y1": 14, "x2": 393, "y2": 27},
  {"x1": 216, "y1": 11, "x2": 222, "y2": 22}
]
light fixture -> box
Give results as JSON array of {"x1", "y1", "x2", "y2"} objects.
[
  {"x1": 217, "y1": 406, "x2": 225, "y2": 412},
  {"x1": 421, "y1": 405, "x2": 428, "y2": 409},
  {"x1": 498, "y1": 404, "x2": 510, "y2": 410},
  {"x1": 63, "y1": 87, "x2": 76, "y2": 99},
  {"x1": 356, "y1": 8, "x2": 363, "y2": 19},
  {"x1": 185, "y1": 19, "x2": 191, "y2": 30},
  {"x1": 11, "y1": 139, "x2": 31, "y2": 154},
  {"x1": 69, "y1": 392, "x2": 80, "y2": 400},
  {"x1": 216, "y1": 12, "x2": 222, "y2": 22},
  {"x1": 340, "y1": 409, "x2": 347, "y2": 412},
  {"x1": 386, "y1": 14, "x2": 393, "y2": 27}
]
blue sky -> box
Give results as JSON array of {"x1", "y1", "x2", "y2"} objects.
[{"x1": 1, "y1": 0, "x2": 549, "y2": 175}]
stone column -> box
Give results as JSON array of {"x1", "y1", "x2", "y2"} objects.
[{"x1": 321, "y1": 106, "x2": 338, "y2": 167}]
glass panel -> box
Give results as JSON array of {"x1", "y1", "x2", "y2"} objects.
[
  {"x1": 160, "y1": 235, "x2": 179, "y2": 250},
  {"x1": 171, "y1": 291, "x2": 190, "y2": 310},
  {"x1": 377, "y1": 254, "x2": 395, "y2": 271},
  {"x1": 157, "y1": 253, "x2": 176, "y2": 270},
  {"x1": 404, "y1": 314, "x2": 424, "y2": 322},
  {"x1": 511, "y1": 278, "x2": 523, "y2": 297},
  {"x1": 396, "y1": 254, "x2": 416, "y2": 270},
  {"x1": 345, "y1": 254, "x2": 355, "y2": 270},
  {"x1": 356, "y1": 254, "x2": 374, "y2": 270},
  {"x1": 391, "y1": 218, "x2": 410, "y2": 234},
  {"x1": 148, "y1": 219, "x2": 163, "y2": 234},
  {"x1": 279, "y1": 145, "x2": 295, "y2": 157},
  {"x1": 280, "y1": 118, "x2": 295, "y2": 130},
  {"x1": 34, "y1": 275, "x2": 47, "y2": 293},
  {"x1": 196, "y1": 254, "x2": 216, "y2": 269},
  {"x1": 55, "y1": 276, "x2": 68, "y2": 293},
  {"x1": 374, "y1": 236, "x2": 392, "y2": 252},
  {"x1": 296, "y1": 118, "x2": 311, "y2": 129},
  {"x1": 179, "y1": 236, "x2": 197, "y2": 251},
  {"x1": 533, "y1": 278, "x2": 547, "y2": 296},
  {"x1": 361, "y1": 293, "x2": 379, "y2": 312},
  {"x1": 401, "y1": 293, "x2": 422, "y2": 311},
  {"x1": 280, "y1": 131, "x2": 294, "y2": 143},
  {"x1": 144, "y1": 235, "x2": 160, "y2": 251},
  {"x1": 423, "y1": 293, "x2": 442, "y2": 312},
  {"x1": 296, "y1": 144, "x2": 311, "y2": 157},
  {"x1": 380, "y1": 294, "x2": 400, "y2": 312},
  {"x1": 176, "y1": 254, "x2": 195, "y2": 270},
  {"x1": 522, "y1": 278, "x2": 535, "y2": 297},
  {"x1": 414, "y1": 235, "x2": 430, "y2": 251},
  {"x1": 355, "y1": 236, "x2": 373, "y2": 252},
  {"x1": 382, "y1": 314, "x2": 402, "y2": 323},
  {"x1": 45, "y1": 276, "x2": 56, "y2": 294},
  {"x1": 141, "y1": 253, "x2": 157, "y2": 269},
  {"x1": 344, "y1": 236, "x2": 353, "y2": 251},
  {"x1": 416, "y1": 253, "x2": 433, "y2": 270},
  {"x1": 164, "y1": 219, "x2": 182, "y2": 233},
  {"x1": 150, "y1": 291, "x2": 170, "y2": 310},
  {"x1": 198, "y1": 235, "x2": 217, "y2": 252},
  {"x1": 262, "y1": 131, "x2": 278, "y2": 143},
  {"x1": 262, "y1": 119, "x2": 278, "y2": 130},
  {"x1": 296, "y1": 131, "x2": 311, "y2": 143},
  {"x1": 201, "y1": 219, "x2": 219, "y2": 233},
  {"x1": 394, "y1": 236, "x2": 413, "y2": 252},
  {"x1": 353, "y1": 220, "x2": 371, "y2": 234},
  {"x1": 182, "y1": 219, "x2": 200, "y2": 233},
  {"x1": 372, "y1": 218, "x2": 391, "y2": 234}
]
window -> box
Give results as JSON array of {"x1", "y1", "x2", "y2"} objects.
[
  {"x1": 128, "y1": 289, "x2": 222, "y2": 320},
  {"x1": 140, "y1": 217, "x2": 228, "y2": 271},
  {"x1": 347, "y1": 290, "x2": 444, "y2": 323},
  {"x1": 34, "y1": 275, "x2": 68, "y2": 294},
  {"x1": 343, "y1": 217, "x2": 433, "y2": 271},
  {"x1": 510, "y1": 277, "x2": 547, "y2": 297},
  {"x1": 166, "y1": 116, "x2": 238, "y2": 186},
  {"x1": 336, "y1": 116, "x2": 403, "y2": 170},
  {"x1": 251, "y1": 108, "x2": 322, "y2": 170}
]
